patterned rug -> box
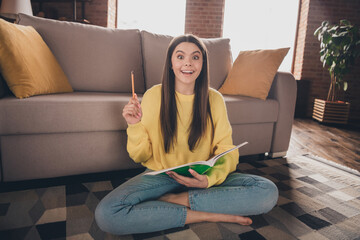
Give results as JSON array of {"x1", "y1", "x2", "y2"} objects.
[{"x1": 1, "y1": 154, "x2": 360, "y2": 240}]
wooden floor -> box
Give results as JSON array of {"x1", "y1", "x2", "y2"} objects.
[{"x1": 287, "y1": 118, "x2": 360, "y2": 171}]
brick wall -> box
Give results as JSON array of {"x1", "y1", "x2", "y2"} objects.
[
  {"x1": 184, "y1": 0, "x2": 225, "y2": 38},
  {"x1": 292, "y1": 0, "x2": 309, "y2": 80},
  {"x1": 294, "y1": 0, "x2": 360, "y2": 121},
  {"x1": 83, "y1": 0, "x2": 108, "y2": 27},
  {"x1": 31, "y1": 2, "x2": 74, "y2": 21}
]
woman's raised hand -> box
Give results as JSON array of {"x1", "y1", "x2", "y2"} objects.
[{"x1": 122, "y1": 93, "x2": 142, "y2": 125}]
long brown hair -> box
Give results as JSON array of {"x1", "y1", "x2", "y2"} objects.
[{"x1": 160, "y1": 34, "x2": 214, "y2": 153}]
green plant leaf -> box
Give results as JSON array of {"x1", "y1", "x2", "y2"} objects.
[
  {"x1": 323, "y1": 59, "x2": 328, "y2": 68},
  {"x1": 320, "y1": 48, "x2": 326, "y2": 56},
  {"x1": 338, "y1": 31, "x2": 349, "y2": 37},
  {"x1": 340, "y1": 19, "x2": 351, "y2": 26},
  {"x1": 326, "y1": 56, "x2": 334, "y2": 66},
  {"x1": 322, "y1": 21, "x2": 329, "y2": 27},
  {"x1": 329, "y1": 26, "x2": 339, "y2": 32},
  {"x1": 314, "y1": 26, "x2": 321, "y2": 36},
  {"x1": 332, "y1": 35, "x2": 344, "y2": 45},
  {"x1": 323, "y1": 32, "x2": 331, "y2": 44}
]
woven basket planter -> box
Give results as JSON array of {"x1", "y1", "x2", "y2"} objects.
[{"x1": 312, "y1": 99, "x2": 350, "y2": 124}]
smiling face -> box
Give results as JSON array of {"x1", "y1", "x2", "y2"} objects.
[{"x1": 171, "y1": 42, "x2": 203, "y2": 95}]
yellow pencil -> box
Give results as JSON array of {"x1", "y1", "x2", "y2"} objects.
[{"x1": 131, "y1": 71, "x2": 135, "y2": 99}]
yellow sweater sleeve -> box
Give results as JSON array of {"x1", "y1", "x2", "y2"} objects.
[
  {"x1": 126, "y1": 122, "x2": 152, "y2": 163},
  {"x1": 126, "y1": 89, "x2": 155, "y2": 164},
  {"x1": 205, "y1": 90, "x2": 239, "y2": 187}
]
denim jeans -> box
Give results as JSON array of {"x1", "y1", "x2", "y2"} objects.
[{"x1": 95, "y1": 170, "x2": 278, "y2": 235}]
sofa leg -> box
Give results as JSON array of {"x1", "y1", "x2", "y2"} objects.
[{"x1": 269, "y1": 151, "x2": 287, "y2": 158}]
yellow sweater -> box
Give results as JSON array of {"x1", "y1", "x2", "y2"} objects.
[{"x1": 126, "y1": 84, "x2": 239, "y2": 188}]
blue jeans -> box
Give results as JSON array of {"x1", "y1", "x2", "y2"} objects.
[{"x1": 95, "y1": 170, "x2": 278, "y2": 235}]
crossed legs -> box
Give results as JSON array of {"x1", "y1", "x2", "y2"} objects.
[{"x1": 95, "y1": 171, "x2": 278, "y2": 235}]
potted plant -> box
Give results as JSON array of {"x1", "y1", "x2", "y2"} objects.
[{"x1": 313, "y1": 19, "x2": 360, "y2": 124}]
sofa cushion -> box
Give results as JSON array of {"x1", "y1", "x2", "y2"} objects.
[
  {"x1": 0, "y1": 92, "x2": 135, "y2": 135},
  {"x1": 17, "y1": 14, "x2": 145, "y2": 94},
  {"x1": 0, "y1": 92, "x2": 278, "y2": 135},
  {"x1": 141, "y1": 31, "x2": 232, "y2": 90},
  {"x1": 224, "y1": 95, "x2": 278, "y2": 124},
  {"x1": 1, "y1": 132, "x2": 140, "y2": 181},
  {"x1": 219, "y1": 48, "x2": 289, "y2": 100},
  {"x1": 0, "y1": 19, "x2": 73, "y2": 99}
]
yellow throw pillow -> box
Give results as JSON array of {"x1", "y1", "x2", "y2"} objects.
[
  {"x1": 0, "y1": 19, "x2": 73, "y2": 99},
  {"x1": 219, "y1": 48, "x2": 289, "y2": 100}
]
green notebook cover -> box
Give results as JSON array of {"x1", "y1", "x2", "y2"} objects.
[{"x1": 159, "y1": 161, "x2": 216, "y2": 177}]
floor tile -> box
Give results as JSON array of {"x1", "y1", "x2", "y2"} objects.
[
  {"x1": 257, "y1": 225, "x2": 297, "y2": 240},
  {"x1": 36, "y1": 221, "x2": 66, "y2": 239},
  {"x1": 317, "y1": 207, "x2": 347, "y2": 224},
  {"x1": 280, "y1": 202, "x2": 306, "y2": 217},
  {"x1": 297, "y1": 214, "x2": 331, "y2": 230},
  {"x1": 238, "y1": 230, "x2": 266, "y2": 240}
]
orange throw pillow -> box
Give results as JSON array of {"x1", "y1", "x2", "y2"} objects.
[
  {"x1": 0, "y1": 19, "x2": 73, "y2": 99},
  {"x1": 219, "y1": 48, "x2": 289, "y2": 100}
]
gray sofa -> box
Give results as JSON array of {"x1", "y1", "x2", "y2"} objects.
[{"x1": 0, "y1": 14, "x2": 297, "y2": 182}]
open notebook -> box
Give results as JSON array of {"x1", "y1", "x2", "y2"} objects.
[{"x1": 145, "y1": 142, "x2": 248, "y2": 177}]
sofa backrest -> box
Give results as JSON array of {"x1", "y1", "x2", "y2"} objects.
[
  {"x1": 17, "y1": 14, "x2": 145, "y2": 94},
  {"x1": 141, "y1": 30, "x2": 233, "y2": 90}
]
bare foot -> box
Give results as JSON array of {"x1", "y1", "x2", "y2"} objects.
[
  {"x1": 226, "y1": 215, "x2": 253, "y2": 225},
  {"x1": 159, "y1": 192, "x2": 252, "y2": 226},
  {"x1": 186, "y1": 209, "x2": 252, "y2": 226}
]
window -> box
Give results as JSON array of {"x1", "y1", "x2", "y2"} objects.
[
  {"x1": 117, "y1": 0, "x2": 186, "y2": 36},
  {"x1": 223, "y1": 0, "x2": 299, "y2": 72}
]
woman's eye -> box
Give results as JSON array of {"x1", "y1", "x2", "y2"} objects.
[
  {"x1": 193, "y1": 55, "x2": 200, "y2": 60},
  {"x1": 177, "y1": 55, "x2": 184, "y2": 59}
]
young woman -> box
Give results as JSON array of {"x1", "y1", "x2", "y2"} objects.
[{"x1": 95, "y1": 34, "x2": 278, "y2": 235}]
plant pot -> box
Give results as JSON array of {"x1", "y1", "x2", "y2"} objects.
[{"x1": 312, "y1": 99, "x2": 350, "y2": 124}]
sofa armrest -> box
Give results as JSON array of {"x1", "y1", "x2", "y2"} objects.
[{"x1": 267, "y1": 72, "x2": 297, "y2": 157}]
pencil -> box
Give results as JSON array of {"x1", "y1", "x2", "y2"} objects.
[{"x1": 131, "y1": 71, "x2": 135, "y2": 99}]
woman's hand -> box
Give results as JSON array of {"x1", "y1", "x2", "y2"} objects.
[
  {"x1": 167, "y1": 169, "x2": 208, "y2": 188},
  {"x1": 122, "y1": 94, "x2": 142, "y2": 125}
]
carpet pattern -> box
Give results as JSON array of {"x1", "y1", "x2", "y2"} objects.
[{"x1": 1, "y1": 155, "x2": 360, "y2": 240}]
